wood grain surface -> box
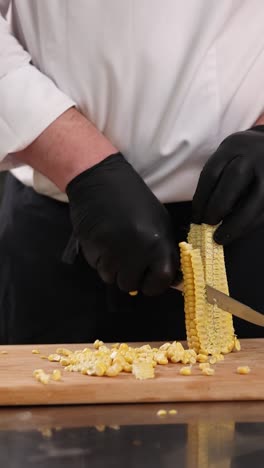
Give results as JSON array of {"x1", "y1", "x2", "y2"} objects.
[{"x1": 0, "y1": 339, "x2": 263, "y2": 406}]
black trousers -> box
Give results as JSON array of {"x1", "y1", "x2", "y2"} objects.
[{"x1": 0, "y1": 174, "x2": 263, "y2": 345}]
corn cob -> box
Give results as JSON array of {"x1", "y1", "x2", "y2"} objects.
[
  {"x1": 187, "y1": 422, "x2": 235, "y2": 468},
  {"x1": 179, "y1": 224, "x2": 237, "y2": 356}
]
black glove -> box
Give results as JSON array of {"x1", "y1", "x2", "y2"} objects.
[
  {"x1": 66, "y1": 153, "x2": 179, "y2": 295},
  {"x1": 192, "y1": 126, "x2": 264, "y2": 245}
]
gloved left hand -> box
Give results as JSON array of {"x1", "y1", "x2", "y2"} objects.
[{"x1": 192, "y1": 126, "x2": 264, "y2": 245}]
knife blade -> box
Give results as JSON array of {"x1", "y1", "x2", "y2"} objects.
[{"x1": 171, "y1": 282, "x2": 264, "y2": 327}]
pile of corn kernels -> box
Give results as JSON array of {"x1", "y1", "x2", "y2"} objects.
[{"x1": 34, "y1": 339, "x2": 232, "y2": 382}]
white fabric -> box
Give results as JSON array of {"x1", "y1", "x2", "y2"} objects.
[{"x1": 0, "y1": 0, "x2": 264, "y2": 202}]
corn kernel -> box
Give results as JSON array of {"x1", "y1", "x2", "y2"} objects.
[
  {"x1": 56, "y1": 348, "x2": 72, "y2": 356},
  {"x1": 237, "y1": 366, "x2": 250, "y2": 375},
  {"x1": 153, "y1": 352, "x2": 168, "y2": 365},
  {"x1": 202, "y1": 367, "x2": 215, "y2": 376},
  {"x1": 60, "y1": 358, "x2": 71, "y2": 366},
  {"x1": 234, "y1": 338, "x2": 241, "y2": 352},
  {"x1": 159, "y1": 343, "x2": 170, "y2": 351},
  {"x1": 94, "y1": 362, "x2": 107, "y2": 377},
  {"x1": 52, "y1": 370, "x2": 62, "y2": 381},
  {"x1": 48, "y1": 354, "x2": 61, "y2": 362},
  {"x1": 132, "y1": 362, "x2": 155, "y2": 380},
  {"x1": 157, "y1": 409, "x2": 167, "y2": 417},
  {"x1": 95, "y1": 425, "x2": 106, "y2": 432},
  {"x1": 33, "y1": 369, "x2": 50, "y2": 384},
  {"x1": 214, "y1": 353, "x2": 225, "y2": 362},
  {"x1": 209, "y1": 356, "x2": 217, "y2": 365},
  {"x1": 41, "y1": 428, "x2": 52, "y2": 438},
  {"x1": 33, "y1": 369, "x2": 44, "y2": 376},
  {"x1": 93, "y1": 340, "x2": 104, "y2": 349},
  {"x1": 119, "y1": 343, "x2": 129, "y2": 351},
  {"x1": 123, "y1": 363, "x2": 132, "y2": 373},
  {"x1": 132, "y1": 440, "x2": 142, "y2": 446},
  {"x1": 199, "y1": 363, "x2": 210, "y2": 370},
  {"x1": 179, "y1": 366, "x2": 192, "y2": 376},
  {"x1": 106, "y1": 364, "x2": 122, "y2": 377}
]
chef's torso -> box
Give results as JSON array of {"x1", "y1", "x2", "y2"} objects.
[{"x1": 9, "y1": 0, "x2": 264, "y2": 202}]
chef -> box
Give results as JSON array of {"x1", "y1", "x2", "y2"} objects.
[{"x1": 0, "y1": 0, "x2": 264, "y2": 344}]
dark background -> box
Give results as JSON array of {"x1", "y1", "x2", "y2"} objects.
[{"x1": 0, "y1": 172, "x2": 6, "y2": 200}]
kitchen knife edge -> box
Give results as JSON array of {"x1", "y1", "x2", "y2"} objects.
[{"x1": 171, "y1": 282, "x2": 264, "y2": 327}]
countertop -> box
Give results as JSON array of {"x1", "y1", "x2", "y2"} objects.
[{"x1": 1, "y1": 401, "x2": 264, "y2": 467}]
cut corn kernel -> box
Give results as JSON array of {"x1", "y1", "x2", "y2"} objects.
[
  {"x1": 202, "y1": 367, "x2": 215, "y2": 376},
  {"x1": 168, "y1": 409, "x2": 178, "y2": 415},
  {"x1": 199, "y1": 363, "x2": 210, "y2": 370},
  {"x1": 132, "y1": 440, "x2": 142, "y2": 446},
  {"x1": 106, "y1": 363, "x2": 122, "y2": 377},
  {"x1": 157, "y1": 409, "x2": 167, "y2": 417},
  {"x1": 197, "y1": 354, "x2": 208, "y2": 363},
  {"x1": 56, "y1": 348, "x2": 72, "y2": 356},
  {"x1": 94, "y1": 362, "x2": 107, "y2": 377},
  {"x1": 111, "y1": 343, "x2": 120, "y2": 349},
  {"x1": 60, "y1": 358, "x2": 71, "y2": 366},
  {"x1": 209, "y1": 356, "x2": 217, "y2": 365},
  {"x1": 48, "y1": 354, "x2": 61, "y2": 362},
  {"x1": 32, "y1": 349, "x2": 40, "y2": 355},
  {"x1": 93, "y1": 340, "x2": 104, "y2": 349},
  {"x1": 109, "y1": 425, "x2": 120, "y2": 430},
  {"x1": 95, "y1": 425, "x2": 106, "y2": 432},
  {"x1": 41, "y1": 428, "x2": 52, "y2": 438},
  {"x1": 38, "y1": 375, "x2": 50, "y2": 384},
  {"x1": 123, "y1": 362, "x2": 133, "y2": 373},
  {"x1": 33, "y1": 369, "x2": 50, "y2": 384},
  {"x1": 129, "y1": 291, "x2": 138, "y2": 296},
  {"x1": 132, "y1": 362, "x2": 155, "y2": 380},
  {"x1": 180, "y1": 366, "x2": 192, "y2": 376},
  {"x1": 52, "y1": 370, "x2": 62, "y2": 381},
  {"x1": 234, "y1": 338, "x2": 241, "y2": 352},
  {"x1": 153, "y1": 352, "x2": 168, "y2": 365},
  {"x1": 35, "y1": 340, "x2": 201, "y2": 382},
  {"x1": 237, "y1": 366, "x2": 250, "y2": 375},
  {"x1": 33, "y1": 368, "x2": 44, "y2": 375},
  {"x1": 35, "y1": 330, "x2": 233, "y2": 384},
  {"x1": 214, "y1": 353, "x2": 225, "y2": 362}
]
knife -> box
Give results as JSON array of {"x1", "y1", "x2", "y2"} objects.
[{"x1": 171, "y1": 282, "x2": 264, "y2": 327}]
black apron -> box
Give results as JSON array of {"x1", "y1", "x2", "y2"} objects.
[{"x1": 0, "y1": 174, "x2": 263, "y2": 344}]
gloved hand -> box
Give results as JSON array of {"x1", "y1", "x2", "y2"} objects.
[
  {"x1": 192, "y1": 126, "x2": 264, "y2": 245},
  {"x1": 66, "y1": 153, "x2": 179, "y2": 295}
]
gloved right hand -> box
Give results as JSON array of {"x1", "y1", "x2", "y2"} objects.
[{"x1": 66, "y1": 153, "x2": 179, "y2": 295}]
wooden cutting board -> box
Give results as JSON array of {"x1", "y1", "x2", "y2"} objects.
[{"x1": 0, "y1": 339, "x2": 263, "y2": 406}]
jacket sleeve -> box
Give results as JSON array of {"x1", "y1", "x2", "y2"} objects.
[{"x1": 0, "y1": 2, "x2": 76, "y2": 169}]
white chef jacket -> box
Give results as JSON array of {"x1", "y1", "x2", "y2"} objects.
[{"x1": 1, "y1": 0, "x2": 264, "y2": 203}]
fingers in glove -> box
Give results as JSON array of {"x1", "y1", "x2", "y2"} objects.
[
  {"x1": 117, "y1": 265, "x2": 144, "y2": 293},
  {"x1": 202, "y1": 156, "x2": 252, "y2": 225},
  {"x1": 141, "y1": 249, "x2": 179, "y2": 296},
  {"x1": 192, "y1": 150, "x2": 241, "y2": 224},
  {"x1": 96, "y1": 254, "x2": 118, "y2": 284},
  {"x1": 214, "y1": 179, "x2": 264, "y2": 245}
]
